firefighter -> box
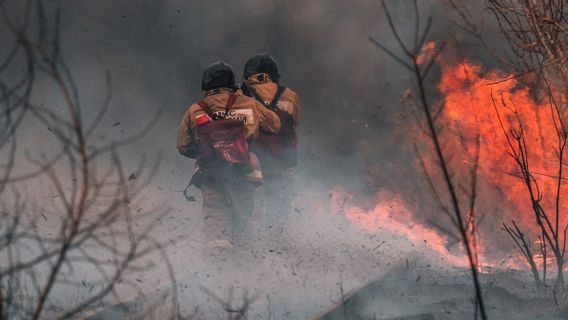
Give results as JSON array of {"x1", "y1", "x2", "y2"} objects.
[
  {"x1": 241, "y1": 54, "x2": 301, "y2": 232},
  {"x1": 177, "y1": 61, "x2": 281, "y2": 250}
]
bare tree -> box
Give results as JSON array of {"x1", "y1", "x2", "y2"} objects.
[
  {"x1": 502, "y1": 221, "x2": 543, "y2": 288},
  {"x1": 485, "y1": 0, "x2": 568, "y2": 88},
  {"x1": 199, "y1": 286, "x2": 260, "y2": 320},
  {"x1": 0, "y1": 1, "x2": 177, "y2": 319},
  {"x1": 492, "y1": 91, "x2": 567, "y2": 291},
  {"x1": 369, "y1": 1, "x2": 487, "y2": 319},
  {"x1": 446, "y1": 0, "x2": 568, "y2": 83}
]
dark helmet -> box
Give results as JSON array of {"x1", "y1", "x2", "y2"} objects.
[
  {"x1": 243, "y1": 54, "x2": 280, "y2": 83},
  {"x1": 201, "y1": 61, "x2": 236, "y2": 91}
]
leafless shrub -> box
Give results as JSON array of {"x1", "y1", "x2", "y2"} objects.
[
  {"x1": 370, "y1": 1, "x2": 487, "y2": 319},
  {"x1": 0, "y1": 1, "x2": 177, "y2": 319},
  {"x1": 492, "y1": 91, "x2": 567, "y2": 291},
  {"x1": 485, "y1": 0, "x2": 568, "y2": 87},
  {"x1": 199, "y1": 286, "x2": 260, "y2": 320},
  {"x1": 446, "y1": 0, "x2": 568, "y2": 85},
  {"x1": 447, "y1": 0, "x2": 568, "y2": 293},
  {"x1": 502, "y1": 221, "x2": 543, "y2": 288}
]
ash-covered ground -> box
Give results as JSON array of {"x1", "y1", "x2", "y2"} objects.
[{"x1": 84, "y1": 186, "x2": 567, "y2": 319}]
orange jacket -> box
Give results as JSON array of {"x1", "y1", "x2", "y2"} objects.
[
  {"x1": 244, "y1": 73, "x2": 300, "y2": 127},
  {"x1": 176, "y1": 88, "x2": 281, "y2": 184},
  {"x1": 176, "y1": 88, "x2": 281, "y2": 158}
]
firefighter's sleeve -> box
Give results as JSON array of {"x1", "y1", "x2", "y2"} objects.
[
  {"x1": 176, "y1": 107, "x2": 198, "y2": 158},
  {"x1": 256, "y1": 101, "x2": 281, "y2": 134},
  {"x1": 290, "y1": 91, "x2": 301, "y2": 128}
]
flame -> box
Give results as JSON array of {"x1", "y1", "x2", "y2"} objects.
[
  {"x1": 430, "y1": 56, "x2": 568, "y2": 270},
  {"x1": 532, "y1": 239, "x2": 554, "y2": 267},
  {"x1": 328, "y1": 187, "x2": 471, "y2": 267},
  {"x1": 416, "y1": 42, "x2": 436, "y2": 65},
  {"x1": 325, "y1": 186, "x2": 564, "y2": 271},
  {"x1": 329, "y1": 51, "x2": 568, "y2": 272},
  {"x1": 437, "y1": 60, "x2": 568, "y2": 236},
  {"x1": 466, "y1": 209, "x2": 480, "y2": 270}
]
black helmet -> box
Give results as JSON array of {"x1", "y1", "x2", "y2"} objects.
[
  {"x1": 201, "y1": 61, "x2": 236, "y2": 91},
  {"x1": 243, "y1": 54, "x2": 280, "y2": 83}
]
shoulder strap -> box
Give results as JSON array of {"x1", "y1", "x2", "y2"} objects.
[
  {"x1": 268, "y1": 85, "x2": 286, "y2": 110},
  {"x1": 197, "y1": 100, "x2": 216, "y2": 119},
  {"x1": 224, "y1": 93, "x2": 238, "y2": 116},
  {"x1": 196, "y1": 93, "x2": 238, "y2": 121},
  {"x1": 243, "y1": 83, "x2": 286, "y2": 110}
]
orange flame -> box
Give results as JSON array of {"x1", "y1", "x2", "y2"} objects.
[
  {"x1": 330, "y1": 52, "x2": 568, "y2": 272},
  {"x1": 416, "y1": 42, "x2": 436, "y2": 65},
  {"x1": 466, "y1": 209, "x2": 480, "y2": 271},
  {"x1": 532, "y1": 239, "x2": 554, "y2": 267},
  {"x1": 437, "y1": 60, "x2": 568, "y2": 236},
  {"x1": 328, "y1": 187, "x2": 471, "y2": 267}
]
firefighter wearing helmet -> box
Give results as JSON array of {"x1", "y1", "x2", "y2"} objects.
[
  {"x1": 241, "y1": 54, "x2": 301, "y2": 232},
  {"x1": 177, "y1": 61, "x2": 281, "y2": 250}
]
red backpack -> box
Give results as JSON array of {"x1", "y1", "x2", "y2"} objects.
[
  {"x1": 195, "y1": 94, "x2": 252, "y2": 170},
  {"x1": 244, "y1": 84, "x2": 298, "y2": 167}
]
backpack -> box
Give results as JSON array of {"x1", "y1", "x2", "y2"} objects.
[
  {"x1": 243, "y1": 84, "x2": 298, "y2": 168},
  {"x1": 195, "y1": 94, "x2": 252, "y2": 171}
]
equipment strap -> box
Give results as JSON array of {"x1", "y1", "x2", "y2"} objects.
[
  {"x1": 268, "y1": 85, "x2": 286, "y2": 110},
  {"x1": 244, "y1": 83, "x2": 286, "y2": 110},
  {"x1": 197, "y1": 93, "x2": 238, "y2": 120},
  {"x1": 197, "y1": 100, "x2": 215, "y2": 119}
]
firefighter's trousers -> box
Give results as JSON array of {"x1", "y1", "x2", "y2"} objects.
[{"x1": 200, "y1": 171, "x2": 255, "y2": 246}]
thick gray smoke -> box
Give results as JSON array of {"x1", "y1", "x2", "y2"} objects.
[{"x1": 3, "y1": 1, "x2": 546, "y2": 319}]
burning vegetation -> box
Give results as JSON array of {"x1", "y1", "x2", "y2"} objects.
[
  {"x1": 327, "y1": 56, "x2": 568, "y2": 280},
  {"x1": 328, "y1": 0, "x2": 568, "y2": 317}
]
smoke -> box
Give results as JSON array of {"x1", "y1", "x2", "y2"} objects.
[{"x1": 3, "y1": 0, "x2": 539, "y2": 318}]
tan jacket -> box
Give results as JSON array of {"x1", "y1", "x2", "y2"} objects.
[
  {"x1": 245, "y1": 73, "x2": 300, "y2": 127},
  {"x1": 176, "y1": 88, "x2": 281, "y2": 183}
]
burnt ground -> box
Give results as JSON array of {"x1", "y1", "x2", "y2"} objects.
[
  {"x1": 82, "y1": 200, "x2": 568, "y2": 320},
  {"x1": 317, "y1": 268, "x2": 568, "y2": 320}
]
